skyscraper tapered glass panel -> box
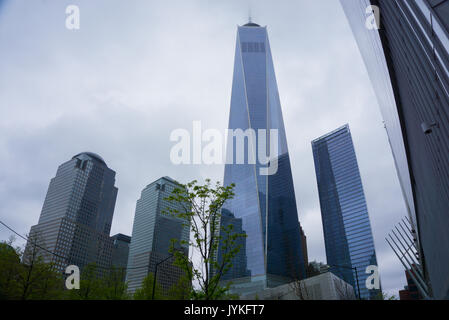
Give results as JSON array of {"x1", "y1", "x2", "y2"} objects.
[
  {"x1": 312, "y1": 125, "x2": 380, "y2": 300},
  {"x1": 220, "y1": 22, "x2": 306, "y2": 294}
]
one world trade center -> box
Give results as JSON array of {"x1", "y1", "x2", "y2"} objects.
[{"x1": 218, "y1": 21, "x2": 306, "y2": 295}]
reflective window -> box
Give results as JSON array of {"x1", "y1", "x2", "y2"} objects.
[
  {"x1": 220, "y1": 25, "x2": 306, "y2": 290},
  {"x1": 312, "y1": 125, "x2": 380, "y2": 300}
]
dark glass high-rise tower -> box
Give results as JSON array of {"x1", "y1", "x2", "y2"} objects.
[
  {"x1": 340, "y1": 0, "x2": 449, "y2": 299},
  {"x1": 219, "y1": 21, "x2": 306, "y2": 294},
  {"x1": 312, "y1": 125, "x2": 380, "y2": 300},
  {"x1": 111, "y1": 234, "x2": 131, "y2": 268},
  {"x1": 25, "y1": 152, "x2": 118, "y2": 273}
]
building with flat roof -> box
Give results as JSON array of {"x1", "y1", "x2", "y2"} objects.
[
  {"x1": 312, "y1": 125, "x2": 381, "y2": 300},
  {"x1": 240, "y1": 272, "x2": 356, "y2": 300}
]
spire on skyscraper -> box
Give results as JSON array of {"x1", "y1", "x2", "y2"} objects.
[
  {"x1": 217, "y1": 21, "x2": 306, "y2": 295},
  {"x1": 244, "y1": 5, "x2": 260, "y2": 27}
]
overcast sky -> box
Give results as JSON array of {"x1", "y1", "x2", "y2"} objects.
[{"x1": 0, "y1": 0, "x2": 408, "y2": 296}]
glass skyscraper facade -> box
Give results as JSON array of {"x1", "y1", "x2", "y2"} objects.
[
  {"x1": 126, "y1": 176, "x2": 190, "y2": 295},
  {"x1": 111, "y1": 233, "x2": 131, "y2": 281},
  {"x1": 111, "y1": 233, "x2": 131, "y2": 268},
  {"x1": 219, "y1": 21, "x2": 306, "y2": 294},
  {"x1": 25, "y1": 152, "x2": 118, "y2": 273},
  {"x1": 312, "y1": 125, "x2": 380, "y2": 300},
  {"x1": 340, "y1": 0, "x2": 449, "y2": 299},
  {"x1": 216, "y1": 209, "x2": 251, "y2": 282}
]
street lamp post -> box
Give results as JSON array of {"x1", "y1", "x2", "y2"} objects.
[
  {"x1": 328, "y1": 264, "x2": 361, "y2": 300},
  {"x1": 354, "y1": 267, "x2": 361, "y2": 300},
  {"x1": 151, "y1": 248, "x2": 183, "y2": 300},
  {"x1": 151, "y1": 254, "x2": 175, "y2": 300}
]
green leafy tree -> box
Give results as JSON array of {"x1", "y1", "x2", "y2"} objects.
[
  {"x1": 306, "y1": 261, "x2": 323, "y2": 278},
  {"x1": 0, "y1": 237, "x2": 22, "y2": 299},
  {"x1": 18, "y1": 233, "x2": 65, "y2": 300},
  {"x1": 66, "y1": 264, "x2": 130, "y2": 300},
  {"x1": 68, "y1": 263, "x2": 104, "y2": 300},
  {"x1": 165, "y1": 179, "x2": 246, "y2": 300},
  {"x1": 100, "y1": 267, "x2": 129, "y2": 300},
  {"x1": 133, "y1": 273, "x2": 163, "y2": 300},
  {"x1": 166, "y1": 274, "x2": 192, "y2": 300},
  {"x1": 1, "y1": 236, "x2": 131, "y2": 300},
  {"x1": 372, "y1": 291, "x2": 398, "y2": 300}
]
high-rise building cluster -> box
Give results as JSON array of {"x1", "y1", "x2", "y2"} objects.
[
  {"x1": 22, "y1": 4, "x2": 449, "y2": 299},
  {"x1": 25, "y1": 157, "x2": 190, "y2": 297}
]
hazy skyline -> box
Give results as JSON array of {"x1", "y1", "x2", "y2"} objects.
[{"x1": 0, "y1": 0, "x2": 408, "y2": 296}]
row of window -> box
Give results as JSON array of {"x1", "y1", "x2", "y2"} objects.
[{"x1": 241, "y1": 42, "x2": 266, "y2": 53}]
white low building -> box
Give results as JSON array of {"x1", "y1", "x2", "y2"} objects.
[{"x1": 240, "y1": 272, "x2": 356, "y2": 300}]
